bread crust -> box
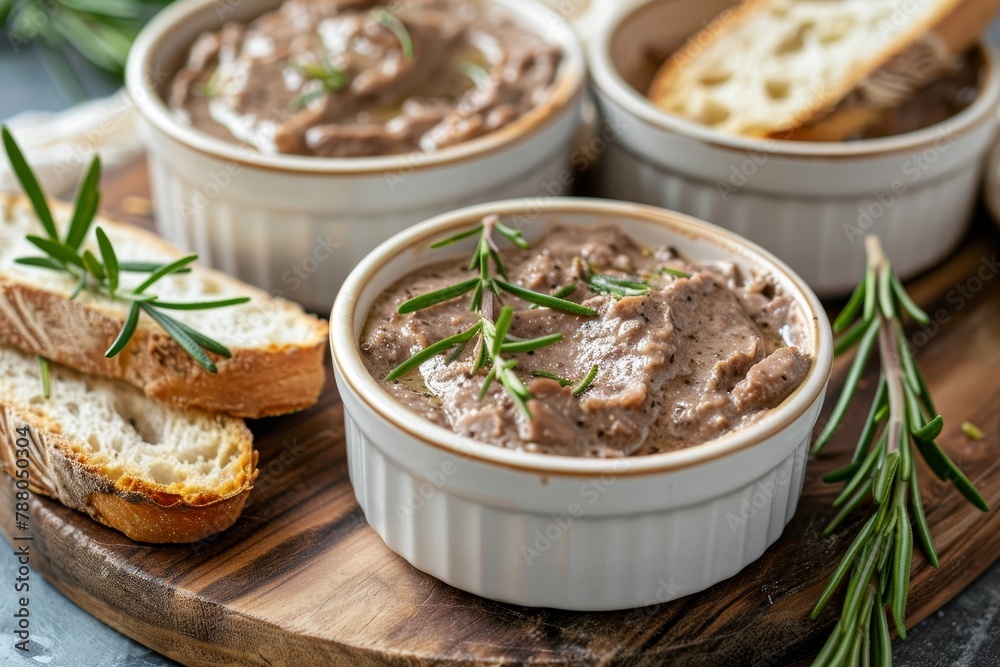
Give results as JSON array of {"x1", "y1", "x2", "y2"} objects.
[
  {"x1": 0, "y1": 395, "x2": 259, "y2": 544},
  {"x1": 647, "y1": 0, "x2": 976, "y2": 138},
  {"x1": 0, "y1": 194, "x2": 328, "y2": 419},
  {"x1": 781, "y1": 0, "x2": 1000, "y2": 141}
]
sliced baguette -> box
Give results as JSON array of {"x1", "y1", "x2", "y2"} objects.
[
  {"x1": 0, "y1": 194, "x2": 328, "y2": 418},
  {"x1": 647, "y1": 0, "x2": 994, "y2": 138},
  {"x1": 0, "y1": 345, "x2": 257, "y2": 543},
  {"x1": 782, "y1": 0, "x2": 999, "y2": 141}
]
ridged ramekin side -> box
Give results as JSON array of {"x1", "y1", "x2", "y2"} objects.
[
  {"x1": 596, "y1": 144, "x2": 982, "y2": 296},
  {"x1": 142, "y1": 135, "x2": 576, "y2": 310},
  {"x1": 341, "y1": 383, "x2": 820, "y2": 611}
]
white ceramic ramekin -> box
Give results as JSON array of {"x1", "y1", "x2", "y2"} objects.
[
  {"x1": 126, "y1": 0, "x2": 585, "y2": 311},
  {"x1": 331, "y1": 197, "x2": 833, "y2": 611},
  {"x1": 537, "y1": 0, "x2": 643, "y2": 44},
  {"x1": 588, "y1": 0, "x2": 1000, "y2": 297}
]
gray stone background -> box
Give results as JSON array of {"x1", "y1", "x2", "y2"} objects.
[{"x1": 2, "y1": 17, "x2": 1000, "y2": 667}]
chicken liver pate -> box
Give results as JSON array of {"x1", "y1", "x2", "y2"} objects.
[
  {"x1": 361, "y1": 225, "x2": 812, "y2": 457},
  {"x1": 169, "y1": 0, "x2": 563, "y2": 157}
]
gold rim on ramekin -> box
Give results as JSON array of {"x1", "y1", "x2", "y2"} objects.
[
  {"x1": 331, "y1": 197, "x2": 834, "y2": 478},
  {"x1": 126, "y1": 0, "x2": 587, "y2": 176}
]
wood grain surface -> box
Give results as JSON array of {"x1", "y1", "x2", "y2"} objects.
[{"x1": 1, "y1": 162, "x2": 998, "y2": 666}]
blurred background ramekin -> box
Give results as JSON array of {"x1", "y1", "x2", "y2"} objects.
[
  {"x1": 331, "y1": 197, "x2": 833, "y2": 611},
  {"x1": 126, "y1": 0, "x2": 585, "y2": 311},
  {"x1": 588, "y1": 0, "x2": 1000, "y2": 297}
]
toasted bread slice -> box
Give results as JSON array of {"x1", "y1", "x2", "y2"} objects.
[
  {"x1": 647, "y1": 0, "x2": 993, "y2": 139},
  {"x1": 0, "y1": 345, "x2": 257, "y2": 543},
  {"x1": 0, "y1": 194, "x2": 328, "y2": 418},
  {"x1": 783, "y1": 0, "x2": 999, "y2": 141}
]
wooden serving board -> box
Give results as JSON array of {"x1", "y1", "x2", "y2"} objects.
[{"x1": 2, "y1": 161, "x2": 999, "y2": 666}]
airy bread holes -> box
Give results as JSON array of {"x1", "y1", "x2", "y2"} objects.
[
  {"x1": 699, "y1": 99, "x2": 731, "y2": 125},
  {"x1": 818, "y1": 17, "x2": 852, "y2": 43},
  {"x1": 766, "y1": 79, "x2": 790, "y2": 100},
  {"x1": 148, "y1": 460, "x2": 182, "y2": 485},
  {"x1": 776, "y1": 25, "x2": 809, "y2": 55},
  {"x1": 699, "y1": 68, "x2": 732, "y2": 86},
  {"x1": 113, "y1": 396, "x2": 164, "y2": 445}
]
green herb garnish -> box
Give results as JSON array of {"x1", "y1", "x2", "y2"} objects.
[
  {"x1": 3, "y1": 126, "x2": 250, "y2": 374},
  {"x1": 961, "y1": 421, "x2": 984, "y2": 440},
  {"x1": 573, "y1": 365, "x2": 598, "y2": 396},
  {"x1": 37, "y1": 356, "x2": 51, "y2": 399},
  {"x1": 2, "y1": 1, "x2": 172, "y2": 102},
  {"x1": 291, "y1": 55, "x2": 349, "y2": 110},
  {"x1": 455, "y1": 59, "x2": 490, "y2": 87},
  {"x1": 193, "y1": 65, "x2": 222, "y2": 98},
  {"x1": 529, "y1": 364, "x2": 599, "y2": 396},
  {"x1": 578, "y1": 260, "x2": 650, "y2": 298},
  {"x1": 529, "y1": 284, "x2": 575, "y2": 310},
  {"x1": 808, "y1": 235, "x2": 988, "y2": 666},
  {"x1": 530, "y1": 369, "x2": 573, "y2": 386},
  {"x1": 370, "y1": 7, "x2": 414, "y2": 60},
  {"x1": 660, "y1": 266, "x2": 692, "y2": 279},
  {"x1": 387, "y1": 216, "x2": 599, "y2": 418}
]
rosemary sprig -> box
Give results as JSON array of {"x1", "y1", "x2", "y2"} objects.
[
  {"x1": 809, "y1": 236, "x2": 989, "y2": 666},
  {"x1": 387, "y1": 216, "x2": 599, "y2": 418},
  {"x1": 2, "y1": 126, "x2": 250, "y2": 374},
  {"x1": 2, "y1": 0, "x2": 173, "y2": 101}
]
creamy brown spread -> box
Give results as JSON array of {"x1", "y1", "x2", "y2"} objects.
[
  {"x1": 361, "y1": 225, "x2": 813, "y2": 457},
  {"x1": 849, "y1": 49, "x2": 980, "y2": 140},
  {"x1": 168, "y1": 0, "x2": 563, "y2": 157}
]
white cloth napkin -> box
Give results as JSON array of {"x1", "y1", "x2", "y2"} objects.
[{"x1": 0, "y1": 91, "x2": 144, "y2": 198}]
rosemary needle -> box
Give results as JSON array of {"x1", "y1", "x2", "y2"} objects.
[
  {"x1": 37, "y1": 357, "x2": 51, "y2": 399},
  {"x1": 370, "y1": 7, "x2": 414, "y2": 60},
  {"x1": 962, "y1": 421, "x2": 984, "y2": 440},
  {"x1": 386, "y1": 216, "x2": 600, "y2": 418},
  {"x1": 808, "y1": 235, "x2": 988, "y2": 666},
  {"x1": 3, "y1": 125, "x2": 250, "y2": 374}
]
